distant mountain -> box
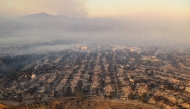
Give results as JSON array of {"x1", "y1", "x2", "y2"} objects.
[
  {"x1": 0, "y1": 16, "x2": 34, "y2": 32},
  {"x1": 15, "y1": 13, "x2": 123, "y2": 31}
]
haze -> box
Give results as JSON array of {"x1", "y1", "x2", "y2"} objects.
[
  {"x1": 1, "y1": 1, "x2": 190, "y2": 108},
  {"x1": 0, "y1": 0, "x2": 189, "y2": 19},
  {"x1": 0, "y1": 0, "x2": 190, "y2": 55}
]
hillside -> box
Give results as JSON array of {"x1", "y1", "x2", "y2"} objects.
[
  {"x1": 15, "y1": 13, "x2": 123, "y2": 32},
  {"x1": 0, "y1": 16, "x2": 34, "y2": 32}
]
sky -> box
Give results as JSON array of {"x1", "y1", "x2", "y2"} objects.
[
  {"x1": 88, "y1": 0, "x2": 190, "y2": 20},
  {"x1": 0, "y1": 0, "x2": 87, "y2": 18},
  {"x1": 0, "y1": 0, "x2": 190, "y2": 21},
  {"x1": 0, "y1": 0, "x2": 190, "y2": 52}
]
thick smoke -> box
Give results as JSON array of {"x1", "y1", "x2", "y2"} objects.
[
  {"x1": 0, "y1": 0, "x2": 88, "y2": 18},
  {"x1": 0, "y1": 11, "x2": 190, "y2": 56}
]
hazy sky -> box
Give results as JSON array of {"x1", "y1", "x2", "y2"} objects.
[
  {"x1": 0, "y1": 0, "x2": 190, "y2": 50},
  {"x1": 0, "y1": 0, "x2": 87, "y2": 18},
  {"x1": 0, "y1": 0, "x2": 190, "y2": 21},
  {"x1": 88, "y1": 0, "x2": 190, "y2": 20}
]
